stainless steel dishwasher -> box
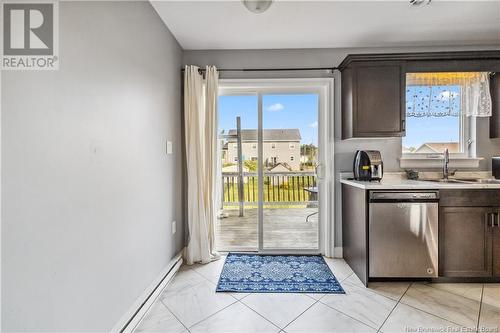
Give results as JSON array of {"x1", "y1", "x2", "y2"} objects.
[{"x1": 369, "y1": 191, "x2": 439, "y2": 278}]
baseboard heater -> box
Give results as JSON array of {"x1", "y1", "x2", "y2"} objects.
[{"x1": 111, "y1": 252, "x2": 183, "y2": 333}]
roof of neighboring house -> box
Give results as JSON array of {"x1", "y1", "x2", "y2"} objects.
[
  {"x1": 414, "y1": 142, "x2": 460, "y2": 153},
  {"x1": 226, "y1": 129, "x2": 301, "y2": 142},
  {"x1": 269, "y1": 163, "x2": 292, "y2": 172}
]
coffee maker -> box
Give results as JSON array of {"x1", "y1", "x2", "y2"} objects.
[{"x1": 353, "y1": 150, "x2": 383, "y2": 181}]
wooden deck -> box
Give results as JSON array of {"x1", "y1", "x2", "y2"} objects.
[{"x1": 215, "y1": 207, "x2": 319, "y2": 251}]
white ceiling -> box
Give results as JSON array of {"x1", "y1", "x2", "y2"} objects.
[{"x1": 151, "y1": 0, "x2": 500, "y2": 50}]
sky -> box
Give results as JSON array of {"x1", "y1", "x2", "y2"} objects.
[
  {"x1": 218, "y1": 86, "x2": 460, "y2": 150},
  {"x1": 218, "y1": 94, "x2": 319, "y2": 145}
]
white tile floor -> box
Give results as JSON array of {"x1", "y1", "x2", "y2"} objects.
[{"x1": 133, "y1": 257, "x2": 500, "y2": 333}]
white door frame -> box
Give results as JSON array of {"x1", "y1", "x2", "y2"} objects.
[{"x1": 218, "y1": 78, "x2": 335, "y2": 256}]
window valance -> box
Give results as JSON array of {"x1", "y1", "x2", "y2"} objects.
[{"x1": 406, "y1": 72, "x2": 492, "y2": 117}]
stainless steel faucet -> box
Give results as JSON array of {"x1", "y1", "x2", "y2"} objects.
[{"x1": 443, "y1": 148, "x2": 449, "y2": 180}]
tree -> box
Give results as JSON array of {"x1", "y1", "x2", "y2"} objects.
[
  {"x1": 301, "y1": 144, "x2": 317, "y2": 163},
  {"x1": 244, "y1": 160, "x2": 258, "y2": 172}
]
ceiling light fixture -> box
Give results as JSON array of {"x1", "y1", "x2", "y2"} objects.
[
  {"x1": 242, "y1": 0, "x2": 273, "y2": 14},
  {"x1": 410, "y1": 0, "x2": 432, "y2": 6}
]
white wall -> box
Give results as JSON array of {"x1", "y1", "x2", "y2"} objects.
[
  {"x1": 183, "y1": 45, "x2": 500, "y2": 246},
  {"x1": 1, "y1": 2, "x2": 183, "y2": 331}
]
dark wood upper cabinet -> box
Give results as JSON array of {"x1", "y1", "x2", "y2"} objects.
[
  {"x1": 490, "y1": 73, "x2": 500, "y2": 138},
  {"x1": 341, "y1": 61, "x2": 405, "y2": 139},
  {"x1": 339, "y1": 51, "x2": 500, "y2": 139}
]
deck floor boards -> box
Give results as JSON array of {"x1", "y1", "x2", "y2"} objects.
[{"x1": 215, "y1": 208, "x2": 319, "y2": 251}]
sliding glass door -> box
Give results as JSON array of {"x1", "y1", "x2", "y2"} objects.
[
  {"x1": 261, "y1": 93, "x2": 320, "y2": 250},
  {"x1": 218, "y1": 94, "x2": 259, "y2": 251},
  {"x1": 216, "y1": 79, "x2": 332, "y2": 254}
]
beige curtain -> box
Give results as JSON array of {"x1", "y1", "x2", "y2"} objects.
[
  {"x1": 184, "y1": 65, "x2": 220, "y2": 265},
  {"x1": 406, "y1": 72, "x2": 492, "y2": 117}
]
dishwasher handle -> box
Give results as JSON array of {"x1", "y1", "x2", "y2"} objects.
[{"x1": 370, "y1": 191, "x2": 439, "y2": 202}]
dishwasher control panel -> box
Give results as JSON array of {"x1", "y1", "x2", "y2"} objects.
[{"x1": 370, "y1": 191, "x2": 439, "y2": 201}]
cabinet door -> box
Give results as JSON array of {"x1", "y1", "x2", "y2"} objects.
[
  {"x1": 353, "y1": 62, "x2": 405, "y2": 137},
  {"x1": 493, "y1": 218, "x2": 500, "y2": 277},
  {"x1": 440, "y1": 207, "x2": 493, "y2": 277},
  {"x1": 489, "y1": 72, "x2": 500, "y2": 138}
]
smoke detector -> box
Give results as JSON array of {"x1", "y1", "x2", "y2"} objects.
[
  {"x1": 242, "y1": 0, "x2": 273, "y2": 14},
  {"x1": 410, "y1": 0, "x2": 432, "y2": 6}
]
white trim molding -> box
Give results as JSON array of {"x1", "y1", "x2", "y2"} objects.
[
  {"x1": 110, "y1": 250, "x2": 184, "y2": 333},
  {"x1": 334, "y1": 247, "x2": 343, "y2": 259},
  {"x1": 399, "y1": 156, "x2": 482, "y2": 169},
  {"x1": 218, "y1": 78, "x2": 335, "y2": 256}
]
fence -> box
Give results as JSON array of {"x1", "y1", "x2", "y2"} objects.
[{"x1": 222, "y1": 172, "x2": 317, "y2": 206}]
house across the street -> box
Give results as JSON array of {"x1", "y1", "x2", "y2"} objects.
[
  {"x1": 406, "y1": 142, "x2": 460, "y2": 154},
  {"x1": 223, "y1": 129, "x2": 301, "y2": 170}
]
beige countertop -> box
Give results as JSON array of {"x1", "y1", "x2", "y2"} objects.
[{"x1": 340, "y1": 172, "x2": 500, "y2": 190}]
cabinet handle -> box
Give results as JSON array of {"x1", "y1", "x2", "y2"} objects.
[
  {"x1": 486, "y1": 212, "x2": 495, "y2": 228},
  {"x1": 492, "y1": 212, "x2": 499, "y2": 227}
]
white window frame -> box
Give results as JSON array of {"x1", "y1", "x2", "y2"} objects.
[
  {"x1": 218, "y1": 78, "x2": 335, "y2": 256},
  {"x1": 400, "y1": 83, "x2": 481, "y2": 169}
]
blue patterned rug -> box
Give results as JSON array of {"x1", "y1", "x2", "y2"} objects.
[{"x1": 216, "y1": 253, "x2": 345, "y2": 294}]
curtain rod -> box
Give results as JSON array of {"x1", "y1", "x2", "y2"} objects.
[{"x1": 182, "y1": 67, "x2": 339, "y2": 73}]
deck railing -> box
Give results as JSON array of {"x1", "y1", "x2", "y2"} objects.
[{"x1": 222, "y1": 171, "x2": 317, "y2": 206}]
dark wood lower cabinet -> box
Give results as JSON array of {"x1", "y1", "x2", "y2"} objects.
[
  {"x1": 440, "y1": 207, "x2": 493, "y2": 277},
  {"x1": 342, "y1": 187, "x2": 500, "y2": 283},
  {"x1": 494, "y1": 224, "x2": 500, "y2": 277},
  {"x1": 342, "y1": 184, "x2": 368, "y2": 285}
]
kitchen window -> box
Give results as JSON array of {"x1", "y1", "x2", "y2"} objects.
[{"x1": 400, "y1": 72, "x2": 492, "y2": 169}]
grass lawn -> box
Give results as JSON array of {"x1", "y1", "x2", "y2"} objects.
[{"x1": 223, "y1": 175, "x2": 317, "y2": 203}]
